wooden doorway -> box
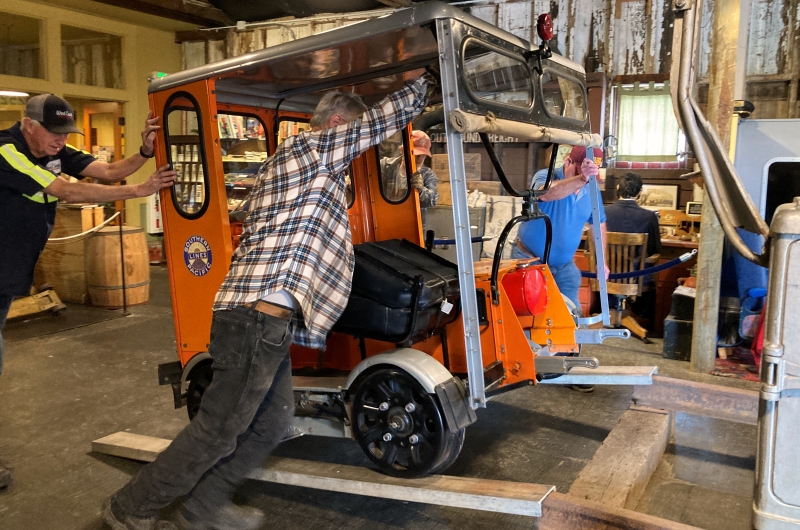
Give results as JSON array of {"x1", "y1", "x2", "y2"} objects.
[{"x1": 67, "y1": 99, "x2": 126, "y2": 222}]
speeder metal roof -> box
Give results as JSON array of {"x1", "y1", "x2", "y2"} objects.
[{"x1": 149, "y1": 1, "x2": 585, "y2": 110}]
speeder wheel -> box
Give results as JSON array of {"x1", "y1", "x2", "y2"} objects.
[{"x1": 351, "y1": 368, "x2": 463, "y2": 477}]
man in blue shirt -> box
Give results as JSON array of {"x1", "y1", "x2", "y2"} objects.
[{"x1": 513, "y1": 145, "x2": 607, "y2": 311}]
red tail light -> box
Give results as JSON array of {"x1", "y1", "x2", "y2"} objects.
[{"x1": 502, "y1": 266, "x2": 548, "y2": 316}]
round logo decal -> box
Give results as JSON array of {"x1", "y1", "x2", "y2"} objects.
[{"x1": 183, "y1": 235, "x2": 212, "y2": 277}]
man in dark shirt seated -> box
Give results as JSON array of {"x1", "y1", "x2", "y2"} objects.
[
  {"x1": 604, "y1": 172, "x2": 661, "y2": 324},
  {"x1": 605, "y1": 172, "x2": 661, "y2": 258}
]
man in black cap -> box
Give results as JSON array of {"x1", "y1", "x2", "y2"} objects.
[{"x1": 0, "y1": 93, "x2": 176, "y2": 491}]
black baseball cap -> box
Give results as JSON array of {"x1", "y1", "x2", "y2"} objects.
[{"x1": 25, "y1": 94, "x2": 82, "y2": 135}]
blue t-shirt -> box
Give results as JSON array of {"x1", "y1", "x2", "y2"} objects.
[{"x1": 517, "y1": 166, "x2": 606, "y2": 268}]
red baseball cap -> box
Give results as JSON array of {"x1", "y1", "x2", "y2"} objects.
[{"x1": 412, "y1": 130, "x2": 432, "y2": 157}]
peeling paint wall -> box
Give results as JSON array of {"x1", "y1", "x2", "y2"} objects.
[{"x1": 181, "y1": 0, "x2": 800, "y2": 118}]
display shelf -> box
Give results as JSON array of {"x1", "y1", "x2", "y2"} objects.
[{"x1": 169, "y1": 135, "x2": 205, "y2": 215}]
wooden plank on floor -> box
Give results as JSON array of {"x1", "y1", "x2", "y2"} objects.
[
  {"x1": 92, "y1": 431, "x2": 703, "y2": 528},
  {"x1": 92, "y1": 432, "x2": 554, "y2": 517},
  {"x1": 540, "y1": 491, "x2": 702, "y2": 530},
  {"x1": 93, "y1": 432, "x2": 171, "y2": 462},
  {"x1": 568, "y1": 408, "x2": 672, "y2": 510},
  {"x1": 631, "y1": 375, "x2": 758, "y2": 425}
]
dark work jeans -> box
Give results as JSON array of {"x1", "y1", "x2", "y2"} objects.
[
  {"x1": 0, "y1": 294, "x2": 14, "y2": 376},
  {"x1": 113, "y1": 305, "x2": 295, "y2": 519}
]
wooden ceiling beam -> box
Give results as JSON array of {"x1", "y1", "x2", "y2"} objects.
[
  {"x1": 90, "y1": 0, "x2": 231, "y2": 27},
  {"x1": 375, "y1": 0, "x2": 412, "y2": 7}
]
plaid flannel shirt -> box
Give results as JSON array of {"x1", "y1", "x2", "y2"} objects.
[{"x1": 214, "y1": 75, "x2": 432, "y2": 349}]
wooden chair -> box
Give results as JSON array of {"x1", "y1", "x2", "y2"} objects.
[{"x1": 587, "y1": 232, "x2": 659, "y2": 340}]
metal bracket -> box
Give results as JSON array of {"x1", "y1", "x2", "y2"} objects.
[
  {"x1": 538, "y1": 366, "x2": 658, "y2": 385},
  {"x1": 574, "y1": 328, "x2": 631, "y2": 344},
  {"x1": 577, "y1": 314, "x2": 603, "y2": 326},
  {"x1": 760, "y1": 354, "x2": 785, "y2": 401},
  {"x1": 535, "y1": 355, "x2": 599, "y2": 375}
]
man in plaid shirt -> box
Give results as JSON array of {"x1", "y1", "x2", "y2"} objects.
[{"x1": 104, "y1": 72, "x2": 435, "y2": 530}]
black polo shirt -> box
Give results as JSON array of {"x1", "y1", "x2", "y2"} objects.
[{"x1": 0, "y1": 122, "x2": 95, "y2": 295}]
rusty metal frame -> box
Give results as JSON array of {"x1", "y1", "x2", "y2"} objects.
[{"x1": 631, "y1": 376, "x2": 758, "y2": 425}]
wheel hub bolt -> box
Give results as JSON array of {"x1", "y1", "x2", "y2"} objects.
[
  {"x1": 405, "y1": 403, "x2": 416, "y2": 413},
  {"x1": 390, "y1": 421, "x2": 400, "y2": 429},
  {"x1": 409, "y1": 434, "x2": 419, "y2": 444},
  {"x1": 383, "y1": 433, "x2": 393, "y2": 442},
  {"x1": 379, "y1": 402, "x2": 389, "y2": 411}
]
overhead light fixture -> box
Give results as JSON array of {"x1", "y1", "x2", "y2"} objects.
[{"x1": 0, "y1": 90, "x2": 29, "y2": 97}]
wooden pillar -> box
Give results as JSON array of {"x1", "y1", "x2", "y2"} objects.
[{"x1": 690, "y1": 0, "x2": 750, "y2": 373}]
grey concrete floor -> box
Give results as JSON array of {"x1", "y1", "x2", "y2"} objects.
[{"x1": 0, "y1": 266, "x2": 759, "y2": 530}]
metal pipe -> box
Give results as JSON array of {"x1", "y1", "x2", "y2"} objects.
[
  {"x1": 118, "y1": 222, "x2": 128, "y2": 316},
  {"x1": 673, "y1": 1, "x2": 769, "y2": 267}
]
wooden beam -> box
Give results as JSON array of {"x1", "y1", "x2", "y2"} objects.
[
  {"x1": 539, "y1": 492, "x2": 702, "y2": 530},
  {"x1": 691, "y1": 0, "x2": 749, "y2": 374},
  {"x1": 92, "y1": 431, "x2": 703, "y2": 528},
  {"x1": 7, "y1": 290, "x2": 66, "y2": 320},
  {"x1": 92, "y1": 432, "x2": 554, "y2": 517},
  {"x1": 613, "y1": 74, "x2": 670, "y2": 85},
  {"x1": 632, "y1": 376, "x2": 758, "y2": 425},
  {"x1": 175, "y1": 28, "x2": 229, "y2": 44},
  {"x1": 90, "y1": 0, "x2": 230, "y2": 27},
  {"x1": 375, "y1": 0, "x2": 412, "y2": 6},
  {"x1": 92, "y1": 432, "x2": 699, "y2": 530},
  {"x1": 568, "y1": 408, "x2": 671, "y2": 510}
]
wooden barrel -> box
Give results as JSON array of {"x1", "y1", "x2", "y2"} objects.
[{"x1": 85, "y1": 226, "x2": 150, "y2": 307}]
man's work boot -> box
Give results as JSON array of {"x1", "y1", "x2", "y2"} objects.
[
  {"x1": 102, "y1": 496, "x2": 177, "y2": 530},
  {"x1": 0, "y1": 465, "x2": 12, "y2": 490}
]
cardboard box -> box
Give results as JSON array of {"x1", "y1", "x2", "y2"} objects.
[
  {"x1": 468, "y1": 181, "x2": 505, "y2": 196},
  {"x1": 438, "y1": 180, "x2": 506, "y2": 206},
  {"x1": 438, "y1": 182, "x2": 452, "y2": 206},
  {"x1": 430, "y1": 153, "x2": 482, "y2": 181}
]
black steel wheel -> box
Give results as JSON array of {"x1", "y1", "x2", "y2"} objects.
[
  {"x1": 428, "y1": 426, "x2": 465, "y2": 475},
  {"x1": 352, "y1": 368, "x2": 463, "y2": 478},
  {"x1": 186, "y1": 360, "x2": 213, "y2": 420}
]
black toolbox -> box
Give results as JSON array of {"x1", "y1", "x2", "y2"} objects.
[{"x1": 333, "y1": 239, "x2": 461, "y2": 344}]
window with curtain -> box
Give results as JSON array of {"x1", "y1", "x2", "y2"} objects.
[{"x1": 616, "y1": 82, "x2": 682, "y2": 161}]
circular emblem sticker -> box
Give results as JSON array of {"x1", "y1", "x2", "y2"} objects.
[{"x1": 183, "y1": 235, "x2": 212, "y2": 277}]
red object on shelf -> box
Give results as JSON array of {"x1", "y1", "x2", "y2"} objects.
[{"x1": 503, "y1": 266, "x2": 548, "y2": 316}]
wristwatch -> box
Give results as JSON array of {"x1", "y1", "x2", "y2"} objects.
[{"x1": 139, "y1": 145, "x2": 155, "y2": 159}]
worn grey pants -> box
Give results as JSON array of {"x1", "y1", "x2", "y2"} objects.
[{"x1": 113, "y1": 305, "x2": 295, "y2": 518}]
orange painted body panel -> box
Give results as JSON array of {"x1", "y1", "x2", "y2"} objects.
[
  {"x1": 152, "y1": 86, "x2": 577, "y2": 383},
  {"x1": 151, "y1": 81, "x2": 234, "y2": 367},
  {"x1": 527, "y1": 264, "x2": 581, "y2": 354}
]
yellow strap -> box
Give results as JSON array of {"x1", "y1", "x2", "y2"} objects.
[
  {"x1": 23, "y1": 191, "x2": 58, "y2": 203},
  {"x1": 0, "y1": 144, "x2": 57, "y2": 188},
  {"x1": 66, "y1": 143, "x2": 92, "y2": 156}
]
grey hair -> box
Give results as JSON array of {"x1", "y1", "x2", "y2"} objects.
[{"x1": 309, "y1": 91, "x2": 367, "y2": 129}]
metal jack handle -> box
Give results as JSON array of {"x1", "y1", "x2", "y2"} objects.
[{"x1": 587, "y1": 174, "x2": 609, "y2": 326}]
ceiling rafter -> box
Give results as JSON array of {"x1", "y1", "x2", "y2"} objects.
[
  {"x1": 375, "y1": 0, "x2": 413, "y2": 7},
  {"x1": 90, "y1": 0, "x2": 231, "y2": 27}
]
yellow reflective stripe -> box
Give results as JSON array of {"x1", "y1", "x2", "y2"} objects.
[
  {"x1": 22, "y1": 191, "x2": 57, "y2": 203},
  {"x1": 66, "y1": 143, "x2": 92, "y2": 156},
  {"x1": 0, "y1": 144, "x2": 57, "y2": 187}
]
